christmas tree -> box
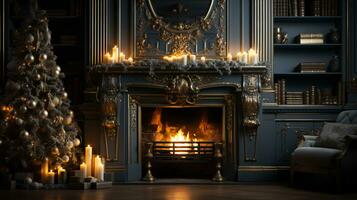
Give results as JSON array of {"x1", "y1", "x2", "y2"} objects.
[{"x1": 0, "y1": 1, "x2": 80, "y2": 172}]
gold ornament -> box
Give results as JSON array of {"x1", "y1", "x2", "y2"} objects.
[
  {"x1": 19, "y1": 105, "x2": 28, "y2": 113},
  {"x1": 73, "y1": 138, "x2": 80, "y2": 147},
  {"x1": 15, "y1": 118, "x2": 24, "y2": 125},
  {"x1": 20, "y1": 130, "x2": 29, "y2": 139},
  {"x1": 56, "y1": 66, "x2": 61, "y2": 72},
  {"x1": 51, "y1": 147, "x2": 59, "y2": 155},
  {"x1": 64, "y1": 116, "x2": 72, "y2": 125},
  {"x1": 24, "y1": 54, "x2": 35, "y2": 64},
  {"x1": 34, "y1": 73, "x2": 41, "y2": 81},
  {"x1": 26, "y1": 34, "x2": 35, "y2": 43},
  {"x1": 40, "y1": 110, "x2": 48, "y2": 118},
  {"x1": 39, "y1": 53, "x2": 48, "y2": 62},
  {"x1": 62, "y1": 92, "x2": 68, "y2": 99},
  {"x1": 52, "y1": 97, "x2": 60, "y2": 106},
  {"x1": 27, "y1": 100, "x2": 37, "y2": 109},
  {"x1": 62, "y1": 155, "x2": 69, "y2": 163},
  {"x1": 66, "y1": 141, "x2": 73, "y2": 149},
  {"x1": 68, "y1": 110, "x2": 74, "y2": 117}
]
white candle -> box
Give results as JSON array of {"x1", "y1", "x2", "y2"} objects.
[
  {"x1": 85, "y1": 145, "x2": 92, "y2": 177},
  {"x1": 127, "y1": 57, "x2": 133, "y2": 64},
  {"x1": 189, "y1": 54, "x2": 196, "y2": 64},
  {"x1": 237, "y1": 52, "x2": 243, "y2": 62},
  {"x1": 98, "y1": 163, "x2": 104, "y2": 182},
  {"x1": 112, "y1": 46, "x2": 119, "y2": 63},
  {"x1": 80, "y1": 162, "x2": 87, "y2": 181},
  {"x1": 104, "y1": 53, "x2": 111, "y2": 64},
  {"x1": 201, "y1": 56, "x2": 206, "y2": 63},
  {"x1": 182, "y1": 54, "x2": 188, "y2": 66},
  {"x1": 94, "y1": 155, "x2": 101, "y2": 179},
  {"x1": 227, "y1": 53, "x2": 233, "y2": 62},
  {"x1": 119, "y1": 52, "x2": 125, "y2": 62},
  {"x1": 57, "y1": 166, "x2": 66, "y2": 184},
  {"x1": 248, "y1": 49, "x2": 257, "y2": 65},
  {"x1": 242, "y1": 51, "x2": 248, "y2": 64},
  {"x1": 41, "y1": 158, "x2": 48, "y2": 183},
  {"x1": 167, "y1": 57, "x2": 173, "y2": 63},
  {"x1": 48, "y1": 170, "x2": 55, "y2": 184}
]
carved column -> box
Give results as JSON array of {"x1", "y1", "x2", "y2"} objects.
[
  {"x1": 101, "y1": 76, "x2": 121, "y2": 161},
  {"x1": 242, "y1": 74, "x2": 261, "y2": 161}
]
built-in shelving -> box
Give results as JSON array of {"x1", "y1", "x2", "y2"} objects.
[
  {"x1": 274, "y1": 44, "x2": 343, "y2": 49},
  {"x1": 274, "y1": 16, "x2": 342, "y2": 22}
]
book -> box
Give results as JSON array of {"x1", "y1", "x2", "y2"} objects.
[
  {"x1": 289, "y1": 0, "x2": 298, "y2": 16},
  {"x1": 275, "y1": 83, "x2": 280, "y2": 104},
  {"x1": 295, "y1": 62, "x2": 327, "y2": 72},
  {"x1": 298, "y1": 0, "x2": 305, "y2": 16},
  {"x1": 281, "y1": 79, "x2": 286, "y2": 104},
  {"x1": 311, "y1": 0, "x2": 321, "y2": 16}
]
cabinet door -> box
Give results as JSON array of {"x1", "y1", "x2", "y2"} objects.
[{"x1": 275, "y1": 122, "x2": 314, "y2": 165}]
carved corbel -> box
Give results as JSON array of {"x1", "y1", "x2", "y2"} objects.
[
  {"x1": 101, "y1": 76, "x2": 121, "y2": 161},
  {"x1": 242, "y1": 74, "x2": 261, "y2": 161}
]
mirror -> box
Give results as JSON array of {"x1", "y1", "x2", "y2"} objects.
[
  {"x1": 148, "y1": 0, "x2": 214, "y2": 31},
  {"x1": 134, "y1": 0, "x2": 226, "y2": 58}
]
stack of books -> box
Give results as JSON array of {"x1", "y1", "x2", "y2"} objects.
[
  {"x1": 274, "y1": 0, "x2": 306, "y2": 16},
  {"x1": 296, "y1": 33, "x2": 324, "y2": 44},
  {"x1": 310, "y1": 0, "x2": 339, "y2": 16},
  {"x1": 275, "y1": 79, "x2": 286, "y2": 105},
  {"x1": 274, "y1": 0, "x2": 289, "y2": 16},
  {"x1": 286, "y1": 92, "x2": 304, "y2": 105},
  {"x1": 295, "y1": 62, "x2": 327, "y2": 73}
]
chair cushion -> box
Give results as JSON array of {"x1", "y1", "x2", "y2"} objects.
[
  {"x1": 315, "y1": 123, "x2": 357, "y2": 150},
  {"x1": 336, "y1": 110, "x2": 357, "y2": 124},
  {"x1": 292, "y1": 147, "x2": 343, "y2": 169}
]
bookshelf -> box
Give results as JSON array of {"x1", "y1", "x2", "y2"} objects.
[
  {"x1": 7, "y1": 0, "x2": 85, "y2": 105},
  {"x1": 273, "y1": 0, "x2": 345, "y2": 106}
]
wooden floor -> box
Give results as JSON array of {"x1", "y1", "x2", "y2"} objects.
[{"x1": 1, "y1": 184, "x2": 357, "y2": 200}]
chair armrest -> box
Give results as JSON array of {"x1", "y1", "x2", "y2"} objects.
[{"x1": 297, "y1": 135, "x2": 318, "y2": 148}]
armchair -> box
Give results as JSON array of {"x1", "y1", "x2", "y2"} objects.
[{"x1": 290, "y1": 110, "x2": 357, "y2": 187}]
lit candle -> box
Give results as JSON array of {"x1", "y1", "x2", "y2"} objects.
[
  {"x1": 227, "y1": 53, "x2": 233, "y2": 62},
  {"x1": 189, "y1": 54, "x2": 196, "y2": 64},
  {"x1": 248, "y1": 48, "x2": 258, "y2": 65},
  {"x1": 104, "y1": 53, "x2": 111, "y2": 64},
  {"x1": 119, "y1": 52, "x2": 125, "y2": 62},
  {"x1": 201, "y1": 56, "x2": 206, "y2": 63},
  {"x1": 57, "y1": 166, "x2": 66, "y2": 184},
  {"x1": 112, "y1": 46, "x2": 119, "y2": 63},
  {"x1": 94, "y1": 155, "x2": 101, "y2": 180},
  {"x1": 167, "y1": 57, "x2": 173, "y2": 62},
  {"x1": 85, "y1": 145, "x2": 92, "y2": 177},
  {"x1": 97, "y1": 163, "x2": 104, "y2": 182},
  {"x1": 80, "y1": 162, "x2": 87, "y2": 181},
  {"x1": 48, "y1": 170, "x2": 55, "y2": 184},
  {"x1": 182, "y1": 54, "x2": 188, "y2": 66},
  {"x1": 110, "y1": 56, "x2": 115, "y2": 64},
  {"x1": 237, "y1": 52, "x2": 243, "y2": 62},
  {"x1": 41, "y1": 158, "x2": 48, "y2": 183},
  {"x1": 127, "y1": 57, "x2": 133, "y2": 64},
  {"x1": 163, "y1": 56, "x2": 169, "y2": 61},
  {"x1": 242, "y1": 51, "x2": 248, "y2": 64}
]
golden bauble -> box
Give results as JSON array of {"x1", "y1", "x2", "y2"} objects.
[
  {"x1": 20, "y1": 130, "x2": 29, "y2": 139},
  {"x1": 66, "y1": 141, "x2": 73, "y2": 149},
  {"x1": 63, "y1": 116, "x2": 72, "y2": 125},
  {"x1": 24, "y1": 54, "x2": 35, "y2": 64},
  {"x1": 19, "y1": 105, "x2": 28, "y2": 113},
  {"x1": 26, "y1": 34, "x2": 35, "y2": 43},
  {"x1": 56, "y1": 66, "x2": 61, "y2": 72},
  {"x1": 40, "y1": 110, "x2": 48, "y2": 118},
  {"x1": 73, "y1": 138, "x2": 80, "y2": 147},
  {"x1": 62, "y1": 92, "x2": 68, "y2": 99},
  {"x1": 62, "y1": 155, "x2": 69, "y2": 163},
  {"x1": 52, "y1": 97, "x2": 60, "y2": 106},
  {"x1": 39, "y1": 53, "x2": 48, "y2": 62},
  {"x1": 34, "y1": 73, "x2": 41, "y2": 81},
  {"x1": 27, "y1": 100, "x2": 37, "y2": 109},
  {"x1": 51, "y1": 147, "x2": 59, "y2": 155}
]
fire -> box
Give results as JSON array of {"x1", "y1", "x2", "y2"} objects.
[{"x1": 170, "y1": 129, "x2": 190, "y2": 142}]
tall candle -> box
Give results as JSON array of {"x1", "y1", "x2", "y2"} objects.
[
  {"x1": 57, "y1": 166, "x2": 66, "y2": 184},
  {"x1": 237, "y1": 52, "x2": 243, "y2": 62},
  {"x1": 104, "y1": 53, "x2": 111, "y2": 64},
  {"x1": 94, "y1": 155, "x2": 101, "y2": 180},
  {"x1": 242, "y1": 51, "x2": 248, "y2": 64},
  {"x1": 85, "y1": 145, "x2": 92, "y2": 177},
  {"x1": 112, "y1": 46, "x2": 119, "y2": 63},
  {"x1": 41, "y1": 158, "x2": 48, "y2": 183},
  {"x1": 189, "y1": 54, "x2": 196, "y2": 64},
  {"x1": 48, "y1": 170, "x2": 55, "y2": 184},
  {"x1": 127, "y1": 57, "x2": 133, "y2": 64},
  {"x1": 80, "y1": 162, "x2": 87, "y2": 181},
  {"x1": 227, "y1": 53, "x2": 233, "y2": 62},
  {"x1": 248, "y1": 49, "x2": 257, "y2": 65},
  {"x1": 97, "y1": 163, "x2": 104, "y2": 182},
  {"x1": 119, "y1": 52, "x2": 125, "y2": 62},
  {"x1": 182, "y1": 54, "x2": 188, "y2": 66}
]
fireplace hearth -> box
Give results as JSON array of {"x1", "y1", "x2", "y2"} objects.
[{"x1": 92, "y1": 64, "x2": 266, "y2": 182}]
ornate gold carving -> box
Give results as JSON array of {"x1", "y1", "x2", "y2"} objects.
[
  {"x1": 101, "y1": 77, "x2": 120, "y2": 161},
  {"x1": 242, "y1": 74, "x2": 261, "y2": 161},
  {"x1": 135, "y1": 0, "x2": 226, "y2": 57}
]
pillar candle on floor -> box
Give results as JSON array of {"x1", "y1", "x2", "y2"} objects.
[
  {"x1": 85, "y1": 145, "x2": 92, "y2": 177},
  {"x1": 48, "y1": 170, "x2": 55, "y2": 184},
  {"x1": 41, "y1": 157, "x2": 48, "y2": 183},
  {"x1": 80, "y1": 162, "x2": 87, "y2": 181}
]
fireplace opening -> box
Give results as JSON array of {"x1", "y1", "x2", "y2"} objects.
[{"x1": 141, "y1": 107, "x2": 223, "y2": 179}]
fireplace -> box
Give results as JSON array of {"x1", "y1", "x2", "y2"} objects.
[{"x1": 141, "y1": 107, "x2": 223, "y2": 178}]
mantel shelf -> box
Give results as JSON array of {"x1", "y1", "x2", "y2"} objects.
[{"x1": 274, "y1": 16, "x2": 342, "y2": 22}]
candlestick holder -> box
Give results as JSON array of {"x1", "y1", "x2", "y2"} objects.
[
  {"x1": 212, "y1": 142, "x2": 224, "y2": 182},
  {"x1": 142, "y1": 142, "x2": 155, "y2": 182}
]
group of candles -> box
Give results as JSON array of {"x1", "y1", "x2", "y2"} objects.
[
  {"x1": 226, "y1": 49, "x2": 259, "y2": 65},
  {"x1": 104, "y1": 45, "x2": 133, "y2": 64},
  {"x1": 80, "y1": 145, "x2": 104, "y2": 182},
  {"x1": 40, "y1": 158, "x2": 67, "y2": 184}
]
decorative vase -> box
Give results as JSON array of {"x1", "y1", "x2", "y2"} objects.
[
  {"x1": 274, "y1": 27, "x2": 288, "y2": 44},
  {"x1": 327, "y1": 28, "x2": 340, "y2": 44}
]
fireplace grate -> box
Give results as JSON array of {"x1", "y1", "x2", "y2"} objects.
[{"x1": 152, "y1": 141, "x2": 215, "y2": 160}]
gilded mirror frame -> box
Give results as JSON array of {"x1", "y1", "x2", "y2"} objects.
[{"x1": 133, "y1": 0, "x2": 227, "y2": 58}]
